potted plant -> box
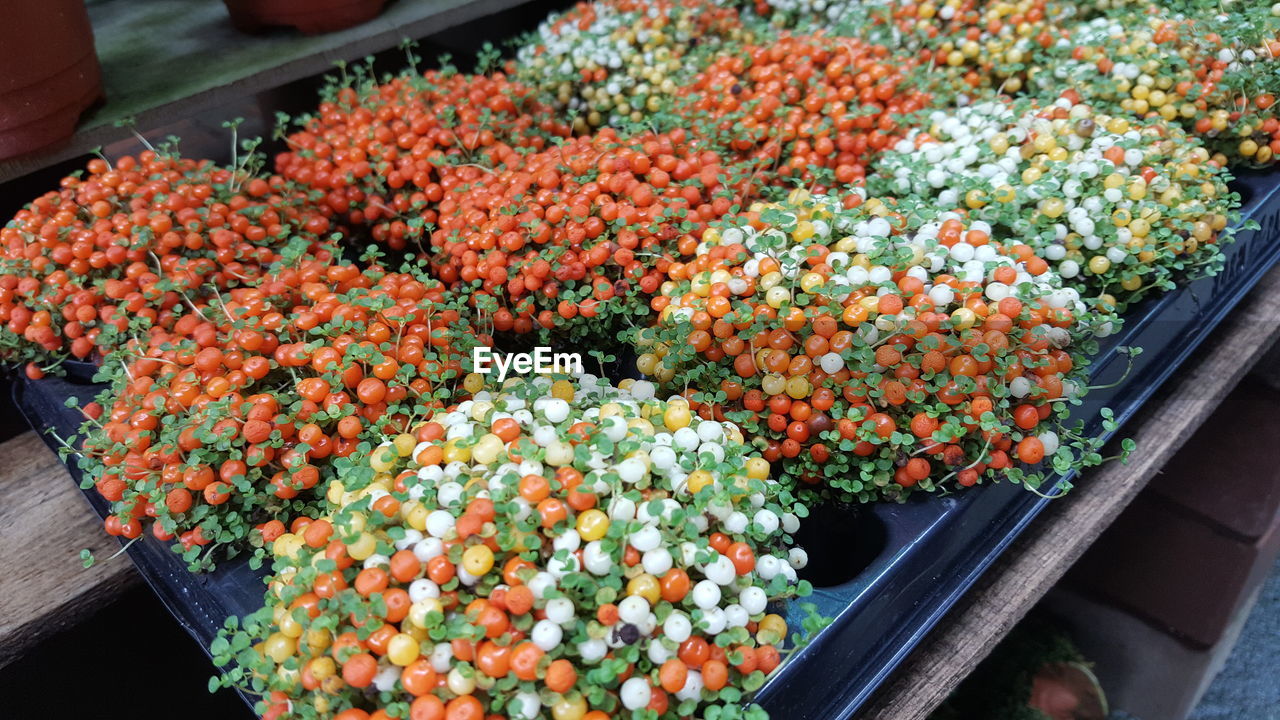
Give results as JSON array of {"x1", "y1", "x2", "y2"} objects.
[
  {"x1": 222, "y1": 0, "x2": 389, "y2": 35},
  {"x1": 0, "y1": 0, "x2": 102, "y2": 160}
]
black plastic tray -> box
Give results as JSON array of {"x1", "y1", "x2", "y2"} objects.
[
  {"x1": 16, "y1": 168, "x2": 1280, "y2": 720},
  {"x1": 755, "y1": 168, "x2": 1280, "y2": 718},
  {"x1": 13, "y1": 378, "x2": 267, "y2": 714},
  {"x1": 14, "y1": 376, "x2": 270, "y2": 630}
]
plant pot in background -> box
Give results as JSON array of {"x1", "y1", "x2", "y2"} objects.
[
  {"x1": 223, "y1": 0, "x2": 389, "y2": 35},
  {"x1": 0, "y1": 0, "x2": 103, "y2": 161}
]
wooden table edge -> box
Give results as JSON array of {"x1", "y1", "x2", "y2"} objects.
[{"x1": 0, "y1": 432, "x2": 140, "y2": 669}]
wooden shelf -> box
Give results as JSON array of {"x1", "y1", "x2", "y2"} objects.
[
  {"x1": 0, "y1": 0, "x2": 537, "y2": 185},
  {"x1": 0, "y1": 432, "x2": 138, "y2": 669}
]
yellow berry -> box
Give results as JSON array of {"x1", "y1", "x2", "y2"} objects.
[
  {"x1": 393, "y1": 433, "x2": 416, "y2": 457},
  {"x1": 442, "y1": 440, "x2": 472, "y2": 464},
  {"x1": 1041, "y1": 198, "x2": 1065, "y2": 219},
  {"x1": 306, "y1": 628, "x2": 333, "y2": 653},
  {"x1": 405, "y1": 503, "x2": 429, "y2": 532},
  {"x1": 409, "y1": 599, "x2": 444, "y2": 628},
  {"x1": 278, "y1": 609, "x2": 304, "y2": 638},
  {"x1": 263, "y1": 632, "x2": 296, "y2": 664},
  {"x1": 545, "y1": 439, "x2": 574, "y2": 466},
  {"x1": 551, "y1": 379, "x2": 575, "y2": 401},
  {"x1": 447, "y1": 667, "x2": 476, "y2": 695},
  {"x1": 471, "y1": 433, "x2": 504, "y2": 465},
  {"x1": 636, "y1": 353, "x2": 659, "y2": 376},
  {"x1": 761, "y1": 373, "x2": 786, "y2": 396},
  {"x1": 346, "y1": 531, "x2": 377, "y2": 561},
  {"x1": 388, "y1": 633, "x2": 421, "y2": 666},
  {"x1": 757, "y1": 614, "x2": 788, "y2": 644},
  {"x1": 326, "y1": 480, "x2": 346, "y2": 505},
  {"x1": 627, "y1": 573, "x2": 661, "y2": 604},
  {"x1": 576, "y1": 509, "x2": 610, "y2": 541},
  {"x1": 463, "y1": 545, "x2": 495, "y2": 576},
  {"x1": 785, "y1": 375, "x2": 811, "y2": 399},
  {"x1": 950, "y1": 307, "x2": 977, "y2": 330},
  {"x1": 800, "y1": 272, "x2": 825, "y2": 293},
  {"x1": 687, "y1": 469, "x2": 714, "y2": 494},
  {"x1": 273, "y1": 533, "x2": 304, "y2": 559},
  {"x1": 765, "y1": 285, "x2": 791, "y2": 309},
  {"x1": 308, "y1": 656, "x2": 337, "y2": 681},
  {"x1": 663, "y1": 404, "x2": 692, "y2": 430},
  {"x1": 552, "y1": 697, "x2": 589, "y2": 720},
  {"x1": 370, "y1": 444, "x2": 397, "y2": 472}
]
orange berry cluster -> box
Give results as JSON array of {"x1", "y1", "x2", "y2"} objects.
[
  {"x1": 634, "y1": 191, "x2": 1117, "y2": 501},
  {"x1": 274, "y1": 70, "x2": 750, "y2": 344},
  {"x1": 77, "y1": 263, "x2": 484, "y2": 568},
  {"x1": 0, "y1": 151, "x2": 335, "y2": 366},
  {"x1": 674, "y1": 33, "x2": 931, "y2": 195},
  {"x1": 425, "y1": 127, "x2": 744, "y2": 343},
  {"x1": 275, "y1": 71, "x2": 570, "y2": 250}
]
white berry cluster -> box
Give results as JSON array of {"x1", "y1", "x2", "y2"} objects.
[
  {"x1": 229, "y1": 372, "x2": 811, "y2": 720},
  {"x1": 689, "y1": 190, "x2": 1105, "y2": 343},
  {"x1": 871, "y1": 98, "x2": 1238, "y2": 310},
  {"x1": 514, "y1": 0, "x2": 744, "y2": 131}
]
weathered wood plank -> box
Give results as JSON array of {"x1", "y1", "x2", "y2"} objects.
[
  {"x1": 0, "y1": 432, "x2": 139, "y2": 669},
  {"x1": 860, "y1": 262, "x2": 1280, "y2": 719}
]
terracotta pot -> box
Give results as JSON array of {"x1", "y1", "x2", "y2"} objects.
[
  {"x1": 223, "y1": 0, "x2": 389, "y2": 35},
  {"x1": 1029, "y1": 662, "x2": 1109, "y2": 720},
  {"x1": 0, "y1": 0, "x2": 103, "y2": 160}
]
